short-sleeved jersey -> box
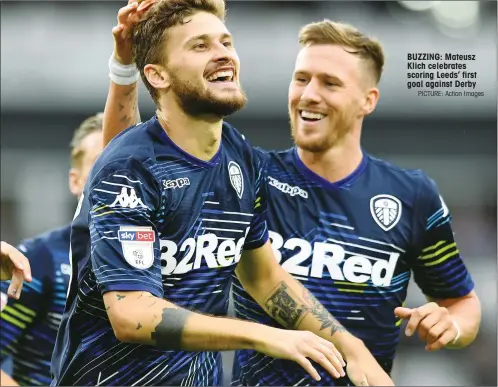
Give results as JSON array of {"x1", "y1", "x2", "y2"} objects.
[
  {"x1": 0, "y1": 225, "x2": 71, "y2": 386},
  {"x1": 51, "y1": 116, "x2": 268, "y2": 386},
  {"x1": 231, "y1": 148, "x2": 474, "y2": 386}
]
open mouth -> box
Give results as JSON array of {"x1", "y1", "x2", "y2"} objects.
[
  {"x1": 206, "y1": 70, "x2": 235, "y2": 83},
  {"x1": 299, "y1": 110, "x2": 327, "y2": 122}
]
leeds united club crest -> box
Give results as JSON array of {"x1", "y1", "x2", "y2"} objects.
[
  {"x1": 228, "y1": 161, "x2": 244, "y2": 199},
  {"x1": 370, "y1": 194, "x2": 402, "y2": 231}
]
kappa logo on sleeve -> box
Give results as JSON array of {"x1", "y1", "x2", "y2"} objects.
[{"x1": 118, "y1": 226, "x2": 156, "y2": 269}]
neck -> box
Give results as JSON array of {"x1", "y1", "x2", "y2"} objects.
[
  {"x1": 297, "y1": 132, "x2": 363, "y2": 184},
  {"x1": 157, "y1": 98, "x2": 222, "y2": 162}
]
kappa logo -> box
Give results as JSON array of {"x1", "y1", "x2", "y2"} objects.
[
  {"x1": 163, "y1": 177, "x2": 190, "y2": 190},
  {"x1": 268, "y1": 176, "x2": 308, "y2": 199},
  {"x1": 228, "y1": 161, "x2": 244, "y2": 199},
  {"x1": 370, "y1": 194, "x2": 402, "y2": 231},
  {"x1": 110, "y1": 187, "x2": 147, "y2": 209}
]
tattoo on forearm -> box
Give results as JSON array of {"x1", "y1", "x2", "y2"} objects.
[
  {"x1": 150, "y1": 307, "x2": 191, "y2": 350},
  {"x1": 116, "y1": 294, "x2": 126, "y2": 301},
  {"x1": 148, "y1": 300, "x2": 157, "y2": 308},
  {"x1": 302, "y1": 289, "x2": 346, "y2": 337},
  {"x1": 264, "y1": 281, "x2": 346, "y2": 336},
  {"x1": 106, "y1": 306, "x2": 111, "y2": 311},
  {"x1": 264, "y1": 282, "x2": 308, "y2": 328}
]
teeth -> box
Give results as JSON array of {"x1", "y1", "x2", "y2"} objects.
[
  {"x1": 206, "y1": 70, "x2": 234, "y2": 82},
  {"x1": 300, "y1": 111, "x2": 325, "y2": 120}
]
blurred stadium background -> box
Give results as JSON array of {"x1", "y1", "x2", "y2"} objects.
[{"x1": 1, "y1": 1, "x2": 496, "y2": 385}]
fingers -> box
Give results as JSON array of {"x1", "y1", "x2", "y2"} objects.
[
  {"x1": 416, "y1": 310, "x2": 441, "y2": 342},
  {"x1": 117, "y1": 2, "x2": 139, "y2": 25},
  {"x1": 318, "y1": 338, "x2": 346, "y2": 367},
  {"x1": 307, "y1": 346, "x2": 344, "y2": 379},
  {"x1": 404, "y1": 303, "x2": 438, "y2": 336},
  {"x1": 8, "y1": 268, "x2": 24, "y2": 300},
  {"x1": 394, "y1": 306, "x2": 412, "y2": 319},
  {"x1": 425, "y1": 329, "x2": 455, "y2": 351},
  {"x1": 1, "y1": 241, "x2": 31, "y2": 282},
  {"x1": 295, "y1": 355, "x2": 321, "y2": 382}
]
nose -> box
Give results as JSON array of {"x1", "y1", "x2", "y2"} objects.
[
  {"x1": 212, "y1": 42, "x2": 235, "y2": 64},
  {"x1": 300, "y1": 79, "x2": 322, "y2": 104}
]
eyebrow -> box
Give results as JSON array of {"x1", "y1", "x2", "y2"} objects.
[
  {"x1": 294, "y1": 70, "x2": 344, "y2": 84},
  {"x1": 185, "y1": 33, "x2": 232, "y2": 47}
]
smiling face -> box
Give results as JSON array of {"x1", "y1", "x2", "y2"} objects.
[
  {"x1": 289, "y1": 44, "x2": 372, "y2": 152},
  {"x1": 163, "y1": 11, "x2": 246, "y2": 117},
  {"x1": 288, "y1": 20, "x2": 384, "y2": 153}
]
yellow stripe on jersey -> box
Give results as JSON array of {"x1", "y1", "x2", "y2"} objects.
[
  {"x1": 420, "y1": 242, "x2": 456, "y2": 260},
  {"x1": 419, "y1": 241, "x2": 458, "y2": 267},
  {"x1": 13, "y1": 303, "x2": 36, "y2": 317},
  {"x1": 93, "y1": 204, "x2": 108, "y2": 212},
  {"x1": 93, "y1": 210, "x2": 115, "y2": 217},
  {"x1": 2, "y1": 305, "x2": 34, "y2": 323},
  {"x1": 421, "y1": 240, "x2": 445, "y2": 253},
  {"x1": 1, "y1": 312, "x2": 28, "y2": 330}
]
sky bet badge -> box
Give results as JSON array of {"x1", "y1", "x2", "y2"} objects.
[{"x1": 118, "y1": 226, "x2": 155, "y2": 269}]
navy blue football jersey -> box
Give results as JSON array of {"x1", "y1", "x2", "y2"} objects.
[
  {"x1": 231, "y1": 147, "x2": 475, "y2": 386},
  {"x1": 51, "y1": 116, "x2": 268, "y2": 386},
  {"x1": 1, "y1": 225, "x2": 71, "y2": 386}
]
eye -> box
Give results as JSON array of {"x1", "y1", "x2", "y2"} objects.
[
  {"x1": 222, "y1": 41, "x2": 232, "y2": 48},
  {"x1": 193, "y1": 43, "x2": 207, "y2": 51},
  {"x1": 325, "y1": 81, "x2": 337, "y2": 87},
  {"x1": 295, "y1": 78, "x2": 307, "y2": 84}
]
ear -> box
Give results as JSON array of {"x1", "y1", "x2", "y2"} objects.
[
  {"x1": 144, "y1": 64, "x2": 170, "y2": 90},
  {"x1": 69, "y1": 168, "x2": 81, "y2": 197},
  {"x1": 362, "y1": 87, "x2": 380, "y2": 116}
]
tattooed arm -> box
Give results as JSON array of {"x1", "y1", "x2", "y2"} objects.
[
  {"x1": 103, "y1": 81, "x2": 140, "y2": 146},
  {"x1": 103, "y1": 290, "x2": 259, "y2": 351},
  {"x1": 102, "y1": 1, "x2": 152, "y2": 146},
  {"x1": 102, "y1": 290, "x2": 345, "y2": 380},
  {"x1": 236, "y1": 242, "x2": 389, "y2": 365}
]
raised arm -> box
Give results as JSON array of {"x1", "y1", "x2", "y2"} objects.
[{"x1": 103, "y1": 1, "x2": 154, "y2": 146}]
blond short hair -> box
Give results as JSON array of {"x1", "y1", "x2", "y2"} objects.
[
  {"x1": 70, "y1": 113, "x2": 103, "y2": 168},
  {"x1": 298, "y1": 20, "x2": 385, "y2": 84}
]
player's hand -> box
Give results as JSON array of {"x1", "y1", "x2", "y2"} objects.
[
  {"x1": 112, "y1": 0, "x2": 157, "y2": 65},
  {"x1": 255, "y1": 328, "x2": 346, "y2": 381},
  {"x1": 395, "y1": 302, "x2": 458, "y2": 351},
  {"x1": 0, "y1": 241, "x2": 32, "y2": 299},
  {"x1": 345, "y1": 354, "x2": 394, "y2": 386}
]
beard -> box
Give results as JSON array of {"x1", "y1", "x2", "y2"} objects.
[
  {"x1": 290, "y1": 107, "x2": 356, "y2": 153},
  {"x1": 169, "y1": 71, "x2": 247, "y2": 118}
]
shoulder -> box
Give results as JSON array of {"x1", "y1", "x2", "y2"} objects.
[{"x1": 367, "y1": 154, "x2": 437, "y2": 194}]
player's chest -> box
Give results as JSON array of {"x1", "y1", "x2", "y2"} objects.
[{"x1": 266, "y1": 185, "x2": 414, "y2": 286}]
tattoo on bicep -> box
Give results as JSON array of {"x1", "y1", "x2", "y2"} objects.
[
  {"x1": 264, "y1": 282, "x2": 308, "y2": 328},
  {"x1": 150, "y1": 307, "x2": 191, "y2": 350},
  {"x1": 302, "y1": 289, "x2": 346, "y2": 336},
  {"x1": 137, "y1": 323, "x2": 142, "y2": 330},
  {"x1": 106, "y1": 306, "x2": 111, "y2": 311},
  {"x1": 116, "y1": 294, "x2": 126, "y2": 301},
  {"x1": 148, "y1": 300, "x2": 157, "y2": 308},
  {"x1": 137, "y1": 293, "x2": 144, "y2": 300}
]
